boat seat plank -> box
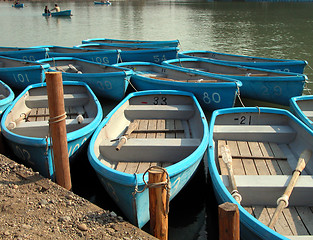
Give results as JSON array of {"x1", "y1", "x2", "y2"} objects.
[
  {"x1": 214, "y1": 125, "x2": 296, "y2": 143},
  {"x1": 220, "y1": 175, "x2": 313, "y2": 205},
  {"x1": 12, "y1": 117, "x2": 94, "y2": 130},
  {"x1": 26, "y1": 93, "x2": 89, "y2": 107},
  {"x1": 156, "y1": 119, "x2": 166, "y2": 139},
  {"x1": 124, "y1": 104, "x2": 195, "y2": 119}
]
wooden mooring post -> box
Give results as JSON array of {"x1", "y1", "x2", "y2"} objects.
[
  {"x1": 218, "y1": 202, "x2": 240, "y2": 240},
  {"x1": 148, "y1": 167, "x2": 169, "y2": 240},
  {"x1": 45, "y1": 72, "x2": 72, "y2": 190}
]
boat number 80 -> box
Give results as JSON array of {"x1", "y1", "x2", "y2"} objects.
[{"x1": 203, "y1": 92, "x2": 221, "y2": 104}]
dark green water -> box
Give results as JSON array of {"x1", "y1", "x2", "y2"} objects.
[{"x1": 1, "y1": 1, "x2": 313, "y2": 239}]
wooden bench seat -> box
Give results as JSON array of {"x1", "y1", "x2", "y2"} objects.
[
  {"x1": 99, "y1": 138, "x2": 201, "y2": 162},
  {"x1": 214, "y1": 125, "x2": 296, "y2": 143},
  {"x1": 125, "y1": 104, "x2": 194, "y2": 119},
  {"x1": 26, "y1": 93, "x2": 89, "y2": 108},
  {"x1": 220, "y1": 175, "x2": 313, "y2": 206},
  {"x1": 11, "y1": 118, "x2": 94, "y2": 137}
]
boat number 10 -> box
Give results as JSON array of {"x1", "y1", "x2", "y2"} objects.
[{"x1": 203, "y1": 92, "x2": 221, "y2": 104}]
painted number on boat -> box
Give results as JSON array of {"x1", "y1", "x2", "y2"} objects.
[
  {"x1": 97, "y1": 80, "x2": 112, "y2": 90},
  {"x1": 261, "y1": 85, "x2": 282, "y2": 97},
  {"x1": 91, "y1": 56, "x2": 110, "y2": 64},
  {"x1": 234, "y1": 115, "x2": 252, "y2": 125},
  {"x1": 22, "y1": 56, "x2": 36, "y2": 61},
  {"x1": 153, "y1": 55, "x2": 168, "y2": 63},
  {"x1": 153, "y1": 96, "x2": 167, "y2": 105},
  {"x1": 13, "y1": 73, "x2": 30, "y2": 83},
  {"x1": 203, "y1": 92, "x2": 221, "y2": 105}
]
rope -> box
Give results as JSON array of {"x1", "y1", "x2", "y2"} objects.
[
  {"x1": 236, "y1": 83, "x2": 245, "y2": 107},
  {"x1": 48, "y1": 112, "x2": 67, "y2": 124},
  {"x1": 133, "y1": 166, "x2": 171, "y2": 214}
]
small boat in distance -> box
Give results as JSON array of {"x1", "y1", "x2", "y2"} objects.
[
  {"x1": 94, "y1": 1, "x2": 111, "y2": 5},
  {"x1": 0, "y1": 55, "x2": 50, "y2": 90},
  {"x1": 82, "y1": 38, "x2": 179, "y2": 48},
  {"x1": 38, "y1": 57, "x2": 133, "y2": 101},
  {"x1": 178, "y1": 50, "x2": 307, "y2": 74},
  {"x1": 0, "y1": 80, "x2": 14, "y2": 116},
  {"x1": 1, "y1": 81, "x2": 103, "y2": 180},
  {"x1": 115, "y1": 61, "x2": 242, "y2": 111},
  {"x1": 162, "y1": 58, "x2": 307, "y2": 106},
  {"x1": 88, "y1": 90, "x2": 209, "y2": 228},
  {"x1": 290, "y1": 95, "x2": 313, "y2": 131},
  {"x1": 208, "y1": 106, "x2": 313, "y2": 240},
  {"x1": 42, "y1": 10, "x2": 72, "y2": 17},
  {"x1": 12, "y1": 3, "x2": 24, "y2": 8}
]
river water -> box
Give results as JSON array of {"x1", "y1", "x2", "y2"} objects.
[{"x1": 1, "y1": 0, "x2": 313, "y2": 239}]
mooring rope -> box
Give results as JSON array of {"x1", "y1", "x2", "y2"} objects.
[
  {"x1": 133, "y1": 166, "x2": 171, "y2": 214},
  {"x1": 236, "y1": 83, "x2": 245, "y2": 107}
]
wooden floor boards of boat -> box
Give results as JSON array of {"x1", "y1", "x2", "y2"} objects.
[
  {"x1": 114, "y1": 119, "x2": 188, "y2": 174},
  {"x1": 217, "y1": 140, "x2": 313, "y2": 237}
]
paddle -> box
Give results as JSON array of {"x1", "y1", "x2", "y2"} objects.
[
  {"x1": 268, "y1": 149, "x2": 312, "y2": 229},
  {"x1": 115, "y1": 120, "x2": 139, "y2": 151},
  {"x1": 7, "y1": 113, "x2": 28, "y2": 130},
  {"x1": 220, "y1": 145, "x2": 242, "y2": 204}
]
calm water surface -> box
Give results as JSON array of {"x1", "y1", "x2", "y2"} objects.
[{"x1": 1, "y1": 1, "x2": 313, "y2": 239}]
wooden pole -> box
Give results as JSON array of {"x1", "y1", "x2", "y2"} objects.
[
  {"x1": 218, "y1": 202, "x2": 240, "y2": 240},
  {"x1": 148, "y1": 167, "x2": 169, "y2": 240},
  {"x1": 45, "y1": 72, "x2": 72, "y2": 190},
  {"x1": 268, "y1": 149, "x2": 311, "y2": 228}
]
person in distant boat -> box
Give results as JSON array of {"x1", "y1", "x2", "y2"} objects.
[
  {"x1": 14, "y1": 0, "x2": 19, "y2": 5},
  {"x1": 50, "y1": 3, "x2": 60, "y2": 12},
  {"x1": 44, "y1": 6, "x2": 50, "y2": 14}
]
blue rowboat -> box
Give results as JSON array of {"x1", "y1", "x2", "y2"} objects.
[
  {"x1": 0, "y1": 80, "x2": 14, "y2": 116},
  {"x1": 178, "y1": 50, "x2": 307, "y2": 74},
  {"x1": 42, "y1": 10, "x2": 72, "y2": 17},
  {"x1": 38, "y1": 57, "x2": 133, "y2": 101},
  {"x1": 31, "y1": 45, "x2": 121, "y2": 64},
  {"x1": 162, "y1": 58, "x2": 307, "y2": 106},
  {"x1": 0, "y1": 47, "x2": 48, "y2": 61},
  {"x1": 114, "y1": 61, "x2": 241, "y2": 111},
  {"x1": 82, "y1": 38, "x2": 180, "y2": 48},
  {"x1": 94, "y1": 1, "x2": 111, "y2": 5},
  {"x1": 88, "y1": 90, "x2": 209, "y2": 228},
  {"x1": 1, "y1": 81, "x2": 103, "y2": 179},
  {"x1": 12, "y1": 3, "x2": 24, "y2": 8},
  {"x1": 208, "y1": 106, "x2": 313, "y2": 239},
  {"x1": 290, "y1": 95, "x2": 313, "y2": 131},
  {"x1": 75, "y1": 43, "x2": 179, "y2": 64},
  {"x1": 0, "y1": 56, "x2": 50, "y2": 90}
]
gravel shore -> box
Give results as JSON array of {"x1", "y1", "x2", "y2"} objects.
[{"x1": 0, "y1": 154, "x2": 157, "y2": 240}]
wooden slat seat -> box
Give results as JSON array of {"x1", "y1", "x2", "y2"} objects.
[
  {"x1": 25, "y1": 93, "x2": 89, "y2": 108},
  {"x1": 99, "y1": 138, "x2": 200, "y2": 162},
  {"x1": 214, "y1": 125, "x2": 296, "y2": 142},
  {"x1": 125, "y1": 104, "x2": 194, "y2": 119},
  {"x1": 220, "y1": 175, "x2": 313, "y2": 206},
  {"x1": 11, "y1": 118, "x2": 94, "y2": 136}
]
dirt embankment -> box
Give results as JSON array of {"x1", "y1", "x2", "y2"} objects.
[{"x1": 0, "y1": 154, "x2": 157, "y2": 240}]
